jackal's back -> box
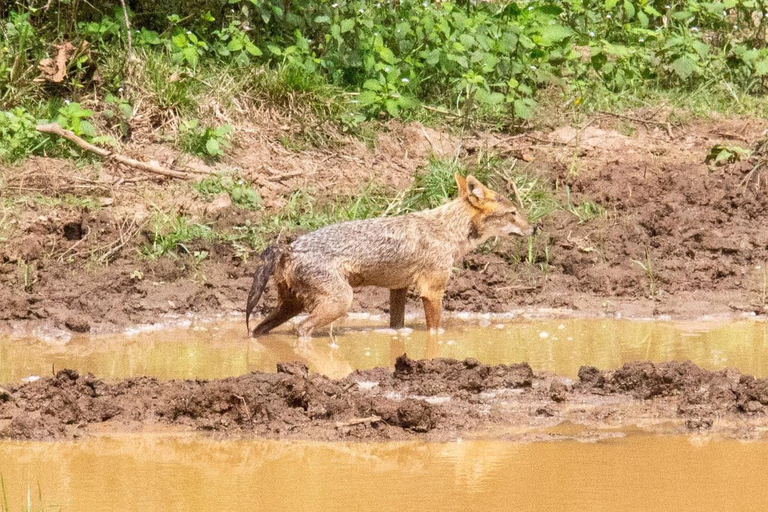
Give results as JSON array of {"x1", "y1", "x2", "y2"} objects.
[{"x1": 287, "y1": 214, "x2": 454, "y2": 288}]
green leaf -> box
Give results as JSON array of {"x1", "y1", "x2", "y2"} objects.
[
  {"x1": 267, "y1": 44, "x2": 282, "y2": 56},
  {"x1": 425, "y1": 49, "x2": 440, "y2": 65},
  {"x1": 604, "y1": 0, "x2": 619, "y2": 8},
  {"x1": 227, "y1": 39, "x2": 243, "y2": 52},
  {"x1": 245, "y1": 42, "x2": 262, "y2": 56},
  {"x1": 672, "y1": 11, "x2": 693, "y2": 20},
  {"x1": 119, "y1": 104, "x2": 133, "y2": 119},
  {"x1": 79, "y1": 120, "x2": 97, "y2": 137},
  {"x1": 357, "y1": 91, "x2": 379, "y2": 105},
  {"x1": 513, "y1": 99, "x2": 534, "y2": 119},
  {"x1": 475, "y1": 89, "x2": 505, "y2": 106},
  {"x1": 182, "y1": 46, "x2": 199, "y2": 67},
  {"x1": 637, "y1": 10, "x2": 649, "y2": 27},
  {"x1": 206, "y1": 138, "x2": 221, "y2": 156},
  {"x1": 537, "y1": 24, "x2": 573, "y2": 46},
  {"x1": 671, "y1": 55, "x2": 699, "y2": 80},
  {"x1": 755, "y1": 58, "x2": 768, "y2": 76},
  {"x1": 379, "y1": 47, "x2": 396, "y2": 64},
  {"x1": 91, "y1": 135, "x2": 117, "y2": 146},
  {"x1": 314, "y1": 15, "x2": 331, "y2": 23},
  {"x1": 623, "y1": 0, "x2": 635, "y2": 18},
  {"x1": 172, "y1": 33, "x2": 187, "y2": 48},
  {"x1": 385, "y1": 99, "x2": 400, "y2": 117},
  {"x1": 340, "y1": 19, "x2": 355, "y2": 33},
  {"x1": 363, "y1": 79, "x2": 383, "y2": 91}
]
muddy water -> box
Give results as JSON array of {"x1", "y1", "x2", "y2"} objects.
[
  {"x1": 0, "y1": 317, "x2": 766, "y2": 382},
  {"x1": 1, "y1": 433, "x2": 768, "y2": 511},
  {"x1": 2, "y1": 318, "x2": 768, "y2": 511}
]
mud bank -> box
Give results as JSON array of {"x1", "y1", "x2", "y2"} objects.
[
  {"x1": 2, "y1": 117, "x2": 767, "y2": 334},
  {"x1": 2, "y1": 355, "x2": 767, "y2": 441}
]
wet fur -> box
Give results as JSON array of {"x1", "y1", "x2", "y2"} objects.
[{"x1": 246, "y1": 174, "x2": 531, "y2": 338}]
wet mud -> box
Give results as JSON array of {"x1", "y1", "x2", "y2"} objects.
[
  {"x1": 2, "y1": 355, "x2": 767, "y2": 441},
  {"x1": 1, "y1": 118, "x2": 767, "y2": 334}
]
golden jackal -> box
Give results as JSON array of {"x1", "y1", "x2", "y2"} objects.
[{"x1": 246, "y1": 174, "x2": 532, "y2": 338}]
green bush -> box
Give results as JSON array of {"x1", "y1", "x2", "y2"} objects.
[{"x1": 0, "y1": 106, "x2": 43, "y2": 162}]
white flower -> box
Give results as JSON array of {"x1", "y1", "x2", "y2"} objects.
[
  {"x1": 351, "y1": 100, "x2": 359, "y2": 104},
  {"x1": 638, "y1": 38, "x2": 644, "y2": 42},
  {"x1": 385, "y1": 67, "x2": 390, "y2": 72},
  {"x1": 690, "y1": 26, "x2": 699, "y2": 32},
  {"x1": 186, "y1": 30, "x2": 191, "y2": 34},
  {"x1": 589, "y1": 30, "x2": 595, "y2": 37},
  {"x1": 64, "y1": 99, "x2": 71, "y2": 104},
  {"x1": 528, "y1": 5, "x2": 533, "y2": 9},
  {"x1": 423, "y1": 1, "x2": 428, "y2": 6},
  {"x1": 359, "y1": 8, "x2": 364, "y2": 13},
  {"x1": 243, "y1": 24, "x2": 250, "y2": 30},
  {"x1": 734, "y1": 24, "x2": 739, "y2": 29},
  {"x1": 118, "y1": 87, "x2": 124, "y2": 92},
  {"x1": 530, "y1": 65, "x2": 537, "y2": 70},
  {"x1": 723, "y1": 10, "x2": 728, "y2": 16},
  {"x1": 401, "y1": 78, "x2": 410, "y2": 83},
  {"x1": 665, "y1": 4, "x2": 670, "y2": 8},
  {"x1": 332, "y1": 2, "x2": 338, "y2": 7},
  {"x1": 606, "y1": 13, "x2": 611, "y2": 18}
]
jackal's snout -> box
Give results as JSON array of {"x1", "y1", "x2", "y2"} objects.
[{"x1": 505, "y1": 211, "x2": 534, "y2": 237}]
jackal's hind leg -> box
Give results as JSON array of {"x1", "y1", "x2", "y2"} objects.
[
  {"x1": 296, "y1": 285, "x2": 353, "y2": 340},
  {"x1": 389, "y1": 288, "x2": 407, "y2": 329},
  {"x1": 252, "y1": 287, "x2": 302, "y2": 336}
]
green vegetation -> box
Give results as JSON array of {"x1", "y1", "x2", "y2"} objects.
[
  {"x1": 142, "y1": 213, "x2": 215, "y2": 259},
  {"x1": 143, "y1": 155, "x2": 569, "y2": 260},
  {"x1": 0, "y1": 476, "x2": 45, "y2": 512},
  {"x1": 193, "y1": 174, "x2": 262, "y2": 209},
  {"x1": 1, "y1": 0, "x2": 767, "y2": 162},
  {"x1": 179, "y1": 120, "x2": 233, "y2": 160}
]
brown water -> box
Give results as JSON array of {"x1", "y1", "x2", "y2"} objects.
[
  {"x1": 2, "y1": 317, "x2": 768, "y2": 511},
  {"x1": 0, "y1": 317, "x2": 766, "y2": 382},
  {"x1": 1, "y1": 432, "x2": 768, "y2": 511}
]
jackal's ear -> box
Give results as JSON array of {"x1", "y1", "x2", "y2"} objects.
[
  {"x1": 454, "y1": 173, "x2": 468, "y2": 197},
  {"x1": 466, "y1": 175, "x2": 486, "y2": 207}
]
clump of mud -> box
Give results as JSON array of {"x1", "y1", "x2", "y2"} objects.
[{"x1": 1, "y1": 356, "x2": 767, "y2": 441}]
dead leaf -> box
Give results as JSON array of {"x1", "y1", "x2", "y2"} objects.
[{"x1": 38, "y1": 41, "x2": 79, "y2": 83}]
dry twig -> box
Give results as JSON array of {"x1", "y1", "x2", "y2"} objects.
[{"x1": 36, "y1": 123, "x2": 192, "y2": 180}]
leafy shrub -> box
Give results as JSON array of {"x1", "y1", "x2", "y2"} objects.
[
  {"x1": 0, "y1": 107, "x2": 43, "y2": 162},
  {"x1": 193, "y1": 174, "x2": 262, "y2": 209},
  {"x1": 179, "y1": 120, "x2": 232, "y2": 159}
]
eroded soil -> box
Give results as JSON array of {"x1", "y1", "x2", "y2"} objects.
[
  {"x1": 1, "y1": 114, "x2": 767, "y2": 334},
  {"x1": 2, "y1": 355, "x2": 767, "y2": 441}
]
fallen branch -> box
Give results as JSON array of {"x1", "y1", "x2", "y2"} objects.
[
  {"x1": 35, "y1": 123, "x2": 192, "y2": 180},
  {"x1": 118, "y1": 0, "x2": 133, "y2": 57}
]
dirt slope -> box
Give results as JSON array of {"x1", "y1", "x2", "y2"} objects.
[{"x1": 1, "y1": 115, "x2": 767, "y2": 334}]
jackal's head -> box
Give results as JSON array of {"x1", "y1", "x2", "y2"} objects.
[{"x1": 455, "y1": 173, "x2": 533, "y2": 238}]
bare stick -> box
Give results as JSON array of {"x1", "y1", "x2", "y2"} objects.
[
  {"x1": 35, "y1": 124, "x2": 191, "y2": 180},
  {"x1": 118, "y1": 0, "x2": 133, "y2": 57},
  {"x1": 335, "y1": 416, "x2": 382, "y2": 428}
]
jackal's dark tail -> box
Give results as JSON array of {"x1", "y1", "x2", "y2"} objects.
[{"x1": 245, "y1": 245, "x2": 284, "y2": 333}]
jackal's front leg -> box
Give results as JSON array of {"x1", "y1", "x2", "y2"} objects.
[{"x1": 421, "y1": 291, "x2": 444, "y2": 334}]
